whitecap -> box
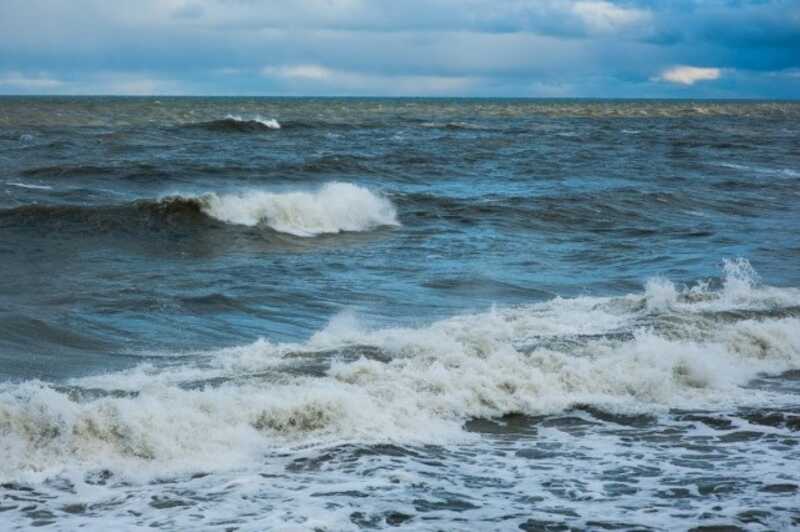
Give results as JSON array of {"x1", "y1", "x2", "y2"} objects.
[
  {"x1": 2, "y1": 260, "x2": 798, "y2": 481},
  {"x1": 195, "y1": 182, "x2": 400, "y2": 236}
]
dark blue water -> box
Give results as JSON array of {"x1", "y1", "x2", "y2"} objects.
[{"x1": 1, "y1": 98, "x2": 799, "y2": 530}]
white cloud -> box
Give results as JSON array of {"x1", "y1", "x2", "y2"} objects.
[
  {"x1": 571, "y1": 1, "x2": 651, "y2": 34},
  {"x1": 657, "y1": 65, "x2": 722, "y2": 85},
  {"x1": 0, "y1": 71, "x2": 185, "y2": 95},
  {"x1": 263, "y1": 64, "x2": 333, "y2": 81},
  {"x1": 0, "y1": 72, "x2": 63, "y2": 90},
  {"x1": 75, "y1": 73, "x2": 184, "y2": 95},
  {"x1": 262, "y1": 64, "x2": 475, "y2": 95}
]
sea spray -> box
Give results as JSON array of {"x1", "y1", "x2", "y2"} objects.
[{"x1": 2, "y1": 262, "x2": 799, "y2": 482}]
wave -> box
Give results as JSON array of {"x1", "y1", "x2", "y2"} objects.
[
  {"x1": 0, "y1": 197, "x2": 210, "y2": 234},
  {"x1": 22, "y1": 164, "x2": 110, "y2": 178},
  {"x1": 1, "y1": 260, "x2": 799, "y2": 481},
  {"x1": 18, "y1": 151, "x2": 422, "y2": 183},
  {"x1": 183, "y1": 116, "x2": 381, "y2": 133},
  {"x1": 419, "y1": 121, "x2": 490, "y2": 131},
  {"x1": 6, "y1": 182, "x2": 53, "y2": 190},
  {"x1": 188, "y1": 115, "x2": 281, "y2": 133},
  {"x1": 0, "y1": 183, "x2": 399, "y2": 238},
  {"x1": 716, "y1": 162, "x2": 800, "y2": 178},
  {"x1": 186, "y1": 117, "x2": 495, "y2": 134},
  {"x1": 198, "y1": 182, "x2": 399, "y2": 236},
  {"x1": 396, "y1": 189, "x2": 681, "y2": 229},
  {"x1": 21, "y1": 162, "x2": 170, "y2": 182}
]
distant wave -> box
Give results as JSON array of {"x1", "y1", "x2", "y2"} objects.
[
  {"x1": 6, "y1": 182, "x2": 53, "y2": 190},
  {"x1": 22, "y1": 164, "x2": 111, "y2": 178},
  {"x1": 0, "y1": 197, "x2": 210, "y2": 234},
  {"x1": 19, "y1": 156, "x2": 373, "y2": 181},
  {"x1": 188, "y1": 115, "x2": 282, "y2": 133},
  {"x1": 396, "y1": 189, "x2": 682, "y2": 228},
  {"x1": 186, "y1": 117, "x2": 499, "y2": 134},
  {"x1": 183, "y1": 116, "x2": 379, "y2": 133},
  {"x1": 0, "y1": 183, "x2": 400, "y2": 237},
  {"x1": 1, "y1": 260, "x2": 799, "y2": 480},
  {"x1": 716, "y1": 162, "x2": 800, "y2": 178},
  {"x1": 419, "y1": 121, "x2": 489, "y2": 131}
]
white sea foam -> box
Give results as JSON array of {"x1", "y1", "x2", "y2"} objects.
[
  {"x1": 1, "y1": 261, "x2": 799, "y2": 483},
  {"x1": 196, "y1": 182, "x2": 400, "y2": 236},
  {"x1": 640, "y1": 258, "x2": 796, "y2": 312}
]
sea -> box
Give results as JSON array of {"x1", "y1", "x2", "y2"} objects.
[{"x1": 0, "y1": 97, "x2": 799, "y2": 531}]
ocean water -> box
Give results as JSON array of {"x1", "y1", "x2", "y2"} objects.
[{"x1": 1, "y1": 97, "x2": 799, "y2": 531}]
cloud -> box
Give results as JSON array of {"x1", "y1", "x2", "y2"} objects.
[
  {"x1": 0, "y1": 70, "x2": 184, "y2": 95},
  {"x1": 90, "y1": 73, "x2": 181, "y2": 95},
  {"x1": 262, "y1": 63, "x2": 475, "y2": 95},
  {"x1": 657, "y1": 66, "x2": 722, "y2": 86},
  {"x1": 571, "y1": 1, "x2": 651, "y2": 34},
  {"x1": 0, "y1": 1, "x2": 797, "y2": 97},
  {"x1": 166, "y1": 0, "x2": 655, "y2": 39},
  {"x1": 0, "y1": 71, "x2": 63, "y2": 90},
  {"x1": 263, "y1": 64, "x2": 333, "y2": 81}
]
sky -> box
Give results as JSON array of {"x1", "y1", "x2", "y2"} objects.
[{"x1": 0, "y1": 0, "x2": 798, "y2": 98}]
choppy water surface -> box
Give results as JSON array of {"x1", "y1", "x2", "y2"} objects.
[{"x1": 1, "y1": 97, "x2": 799, "y2": 530}]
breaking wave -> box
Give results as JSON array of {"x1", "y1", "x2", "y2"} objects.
[
  {"x1": 189, "y1": 115, "x2": 281, "y2": 133},
  {"x1": 0, "y1": 183, "x2": 399, "y2": 238},
  {"x1": 197, "y1": 182, "x2": 399, "y2": 236},
  {"x1": 1, "y1": 260, "x2": 799, "y2": 481}
]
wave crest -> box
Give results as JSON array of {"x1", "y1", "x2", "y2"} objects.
[
  {"x1": 0, "y1": 183, "x2": 399, "y2": 238},
  {"x1": 196, "y1": 182, "x2": 400, "y2": 236},
  {"x1": 1, "y1": 261, "x2": 799, "y2": 481},
  {"x1": 190, "y1": 115, "x2": 281, "y2": 133}
]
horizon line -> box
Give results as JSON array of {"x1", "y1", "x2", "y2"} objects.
[{"x1": 1, "y1": 94, "x2": 798, "y2": 102}]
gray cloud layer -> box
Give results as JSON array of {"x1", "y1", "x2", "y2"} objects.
[{"x1": 1, "y1": 0, "x2": 798, "y2": 97}]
